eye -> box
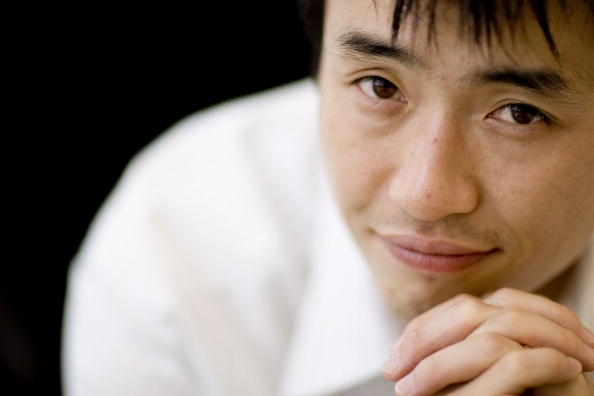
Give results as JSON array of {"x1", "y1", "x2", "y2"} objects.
[
  {"x1": 490, "y1": 103, "x2": 547, "y2": 125},
  {"x1": 358, "y1": 76, "x2": 405, "y2": 101}
]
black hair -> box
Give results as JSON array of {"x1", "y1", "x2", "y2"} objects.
[
  {"x1": 298, "y1": 0, "x2": 325, "y2": 75},
  {"x1": 298, "y1": 0, "x2": 594, "y2": 75}
]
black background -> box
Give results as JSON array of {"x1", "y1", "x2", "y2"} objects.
[{"x1": 5, "y1": 2, "x2": 311, "y2": 394}]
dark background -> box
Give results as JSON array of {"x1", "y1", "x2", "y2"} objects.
[{"x1": 5, "y1": 2, "x2": 311, "y2": 394}]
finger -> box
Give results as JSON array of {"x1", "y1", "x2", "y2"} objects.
[
  {"x1": 383, "y1": 294, "x2": 498, "y2": 380},
  {"x1": 443, "y1": 347, "x2": 583, "y2": 395},
  {"x1": 387, "y1": 293, "x2": 479, "y2": 355},
  {"x1": 394, "y1": 332, "x2": 522, "y2": 396},
  {"x1": 483, "y1": 288, "x2": 594, "y2": 347},
  {"x1": 472, "y1": 307, "x2": 594, "y2": 371}
]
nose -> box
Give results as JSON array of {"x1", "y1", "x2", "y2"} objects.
[{"x1": 388, "y1": 118, "x2": 480, "y2": 222}]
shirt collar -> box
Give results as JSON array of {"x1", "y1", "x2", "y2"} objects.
[{"x1": 279, "y1": 169, "x2": 406, "y2": 396}]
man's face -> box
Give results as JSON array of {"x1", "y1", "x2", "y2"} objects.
[{"x1": 318, "y1": 0, "x2": 594, "y2": 318}]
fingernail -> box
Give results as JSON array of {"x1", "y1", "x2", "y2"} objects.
[
  {"x1": 395, "y1": 375, "x2": 412, "y2": 396},
  {"x1": 382, "y1": 354, "x2": 401, "y2": 376}
]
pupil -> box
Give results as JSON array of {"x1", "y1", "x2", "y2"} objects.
[
  {"x1": 372, "y1": 78, "x2": 396, "y2": 99},
  {"x1": 510, "y1": 104, "x2": 537, "y2": 124}
]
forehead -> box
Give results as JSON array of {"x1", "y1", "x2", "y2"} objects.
[{"x1": 323, "y1": 0, "x2": 594, "y2": 79}]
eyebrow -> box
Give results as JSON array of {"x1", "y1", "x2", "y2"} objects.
[
  {"x1": 336, "y1": 30, "x2": 573, "y2": 100},
  {"x1": 474, "y1": 69, "x2": 569, "y2": 95},
  {"x1": 337, "y1": 31, "x2": 422, "y2": 68}
]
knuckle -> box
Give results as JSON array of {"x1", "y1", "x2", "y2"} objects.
[
  {"x1": 474, "y1": 332, "x2": 517, "y2": 355},
  {"x1": 417, "y1": 352, "x2": 440, "y2": 374},
  {"x1": 501, "y1": 349, "x2": 533, "y2": 373},
  {"x1": 558, "y1": 326, "x2": 577, "y2": 349},
  {"x1": 552, "y1": 301, "x2": 579, "y2": 324},
  {"x1": 553, "y1": 300, "x2": 571, "y2": 317},
  {"x1": 404, "y1": 314, "x2": 424, "y2": 333},
  {"x1": 487, "y1": 287, "x2": 518, "y2": 305},
  {"x1": 401, "y1": 322, "x2": 425, "y2": 344},
  {"x1": 452, "y1": 292, "x2": 475, "y2": 303},
  {"x1": 456, "y1": 295, "x2": 487, "y2": 333},
  {"x1": 457, "y1": 294, "x2": 484, "y2": 318},
  {"x1": 491, "y1": 307, "x2": 525, "y2": 328},
  {"x1": 409, "y1": 326, "x2": 427, "y2": 346},
  {"x1": 502, "y1": 348, "x2": 571, "y2": 381},
  {"x1": 448, "y1": 292, "x2": 479, "y2": 313}
]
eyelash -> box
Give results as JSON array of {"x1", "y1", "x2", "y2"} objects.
[
  {"x1": 356, "y1": 76, "x2": 406, "y2": 103},
  {"x1": 488, "y1": 103, "x2": 550, "y2": 126},
  {"x1": 354, "y1": 76, "x2": 551, "y2": 128}
]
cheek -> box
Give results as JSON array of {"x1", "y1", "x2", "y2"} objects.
[
  {"x1": 319, "y1": 98, "x2": 393, "y2": 213},
  {"x1": 515, "y1": 156, "x2": 591, "y2": 222},
  {"x1": 548, "y1": 154, "x2": 594, "y2": 247},
  {"x1": 487, "y1": 143, "x2": 594, "y2": 265}
]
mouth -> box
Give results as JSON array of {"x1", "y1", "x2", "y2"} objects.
[{"x1": 380, "y1": 234, "x2": 498, "y2": 273}]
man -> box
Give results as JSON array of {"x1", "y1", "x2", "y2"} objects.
[{"x1": 62, "y1": 0, "x2": 594, "y2": 394}]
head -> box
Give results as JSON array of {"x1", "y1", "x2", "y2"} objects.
[{"x1": 299, "y1": 0, "x2": 594, "y2": 318}]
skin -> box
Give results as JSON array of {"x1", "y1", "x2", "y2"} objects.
[{"x1": 316, "y1": 0, "x2": 594, "y2": 394}]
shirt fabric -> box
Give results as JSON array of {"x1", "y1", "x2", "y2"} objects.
[{"x1": 62, "y1": 78, "x2": 594, "y2": 396}]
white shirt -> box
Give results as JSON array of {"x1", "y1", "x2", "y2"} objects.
[{"x1": 62, "y1": 78, "x2": 594, "y2": 396}]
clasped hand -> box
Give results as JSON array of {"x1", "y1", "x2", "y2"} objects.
[{"x1": 382, "y1": 288, "x2": 594, "y2": 395}]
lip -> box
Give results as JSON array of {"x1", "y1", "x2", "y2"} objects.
[{"x1": 380, "y1": 234, "x2": 497, "y2": 273}]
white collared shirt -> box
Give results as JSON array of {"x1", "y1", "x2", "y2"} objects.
[{"x1": 62, "y1": 78, "x2": 594, "y2": 396}]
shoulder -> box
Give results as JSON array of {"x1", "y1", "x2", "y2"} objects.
[
  {"x1": 126, "y1": 77, "x2": 320, "y2": 215},
  {"x1": 137, "y1": 77, "x2": 318, "y2": 169},
  {"x1": 69, "y1": 77, "x2": 320, "y2": 305},
  {"x1": 63, "y1": 78, "x2": 321, "y2": 394}
]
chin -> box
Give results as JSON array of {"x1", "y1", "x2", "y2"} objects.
[
  {"x1": 386, "y1": 299, "x2": 435, "y2": 321},
  {"x1": 378, "y1": 278, "x2": 479, "y2": 320}
]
